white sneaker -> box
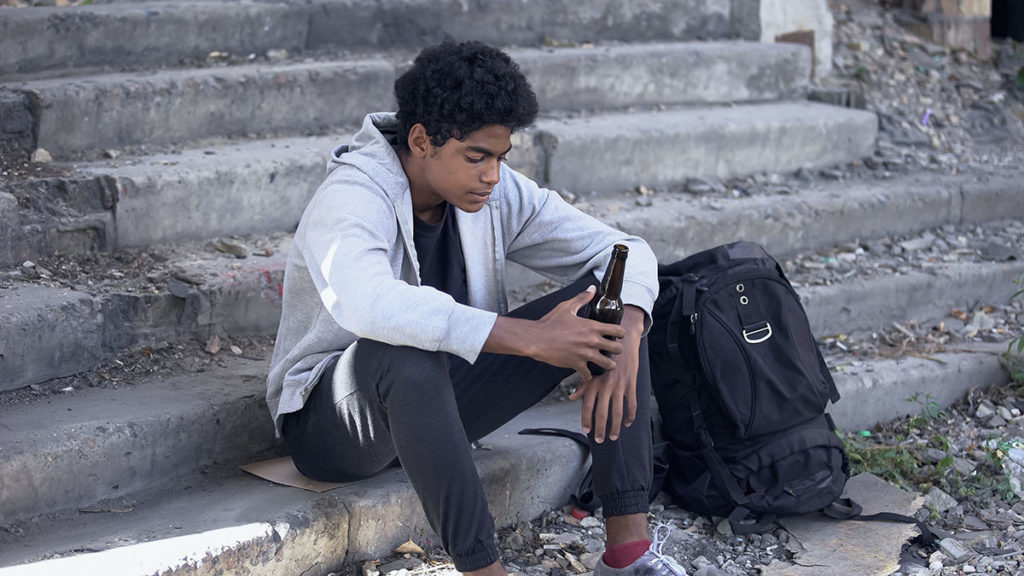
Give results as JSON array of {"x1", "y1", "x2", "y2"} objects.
[{"x1": 593, "y1": 525, "x2": 726, "y2": 576}]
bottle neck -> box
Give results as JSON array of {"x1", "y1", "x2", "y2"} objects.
[{"x1": 600, "y1": 245, "x2": 628, "y2": 299}]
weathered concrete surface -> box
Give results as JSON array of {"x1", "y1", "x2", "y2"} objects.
[
  {"x1": 14, "y1": 42, "x2": 808, "y2": 156},
  {"x1": 0, "y1": 358, "x2": 275, "y2": 523},
  {"x1": 0, "y1": 285, "x2": 105, "y2": 392},
  {"x1": 591, "y1": 170, "x2": 1020, "y2": 262},
  {"x1": 535, "y1": 102, "x2": 877, "y2": 194},
  {"x1": 0, "y1": 241, "x2": 288, "y2": 392},
  {"x1": 305, "y1": 0, "x2": 734, "y2": 50},
  {"x1": 0, "y1": 2, "x2": 308, "y2": 77},
  {"x1": 759, "y1": 0, "x2": 835, "y2": 78},
  {"x1": 0, "y1": 192, "x2": 20, "y2": 268},
  {"x1": 0, "y1": 89, "x2": 34, "y2": 156},
  {"x1": 0, "y1": 401, "x2": 585, "y2": 575},
  {"x1": 765, "y1": 473, "x2": 922, "y2": 576},
  {"x1": 508, "y1": 169, "x2": 1023, "y2": 298},
  {"x1": 23, "y1": 61, "x2": 393, "y2": 157},
  {"x1": 519, "y1": 41, "x2": 811, "y2": 113},
  {"x1": 76, "y1": 135, "x2": 340, "y2": 248},
  {"x1": 829, "y1": 350, "x2": 1008, "y2": 432},
  {"x1": 801, "y1": 260, "x2": 1024, "y2": 336}
]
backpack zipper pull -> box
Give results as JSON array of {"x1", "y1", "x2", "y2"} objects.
[{"x1": 689, "y1": 313, "x2": 698, "y2": 334}]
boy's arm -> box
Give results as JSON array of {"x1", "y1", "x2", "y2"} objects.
[{"x1": 482, "y1": 286, "x2": 644, "y2": 444}]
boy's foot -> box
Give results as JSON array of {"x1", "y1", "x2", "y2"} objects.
[{"x1": 594, "y1": 526, "x2": 727, "y2": 576}]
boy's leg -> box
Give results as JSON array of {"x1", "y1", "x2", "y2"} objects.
[
  {"x1": 282, "y1": 341, "x2": 499, "y2": 572},
  {"x1": 447, "y1": 277, "x2": 590, "y2": 442},
  {"x1": 449, "y1": 275, "x2": 654, "y2": 516}
]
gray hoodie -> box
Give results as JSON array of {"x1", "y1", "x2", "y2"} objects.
[{"x1": 266, "y1": 113, "x2": 659, "y2": 436}]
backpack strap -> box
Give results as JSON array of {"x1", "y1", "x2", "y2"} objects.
[
  {"x1": 822, "y1": 498, "x2": 937, "y2": 547},
  {"x1": 666, "y1": 274, "x2": 699, "y2": 367},
  {"x1": 728, "y1": 507, "x2": 778, "y2": 535},
  {"x1": 686, "y1": 384, "x2": 750, "y2": 508}
]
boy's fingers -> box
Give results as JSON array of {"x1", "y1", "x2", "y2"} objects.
[{"x1": 570, "y1": 285, "x2": 596, "y2": 314}]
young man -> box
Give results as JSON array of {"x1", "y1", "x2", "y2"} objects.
[{"x1": 266, "y1": 40, "x2": 721, "y2": 576}]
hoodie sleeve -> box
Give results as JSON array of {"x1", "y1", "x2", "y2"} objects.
[
  {"x1": 500, "y1": 168, "x2": 659, "y2": 330},
  {"x1": 296, "y1": 173, "x2": 497, "y2": 363}
]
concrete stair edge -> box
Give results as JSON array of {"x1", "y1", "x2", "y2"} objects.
[
  {"x1": 3, "y1": 170, "x2": 1022, "y2": 391},
  {"x1": 0, "y1": 255, "x2": 1019, "y2": 524},
  {"x1": 0, "y1": 401, "x2": 587, "y2": 575},
  {"x1": 0, "y1": 0, "x2": 742, "y2": 77},
  {"x1": 0, "y1": 349, "x2": 1009, "y2": 576},
  {"x1": 8, "y1": 41, "x2": 812, "y2": 156},
  {"x1": 11, "y1": 102, "x2": 878, "y2": 255}
]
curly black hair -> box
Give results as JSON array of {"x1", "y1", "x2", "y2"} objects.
[{"x1": 394, "y1": 40, "x2": 539, "y2": 151}]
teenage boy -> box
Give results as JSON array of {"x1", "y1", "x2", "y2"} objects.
[{"x1": 266, "y1": 40, "x2": 721, "y2": 576}]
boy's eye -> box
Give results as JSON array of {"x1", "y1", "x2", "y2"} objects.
[{"x1": 466, "y1": 156, "x2": 485, "y2": 163}]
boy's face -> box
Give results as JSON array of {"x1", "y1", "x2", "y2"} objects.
[{"x1": 418, "y1": 124, "x2": 512, "y2": 214}]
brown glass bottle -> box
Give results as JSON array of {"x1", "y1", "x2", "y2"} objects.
[{"x1": 581, "y1": 244, "x2": 628, "y2": 375}]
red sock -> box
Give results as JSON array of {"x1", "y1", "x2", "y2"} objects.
[{"x1": 602, "y1": 539, "x2": 652, "y2": 569}]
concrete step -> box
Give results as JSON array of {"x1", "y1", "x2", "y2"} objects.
[
  {"x1": 0, "y1": 0, "x2": 743, "y2": 78},
  {"x1": 6, "y1": 100, "x2": 873, "y2": 258},
  {"x1": 0, "y1": 346, "x2": 1009, "y2": 575},
  {"x1": 4, "y1": 170, "x2": 1023, "y2": 391},
  {"x1": 0, "y1": 234, "x2": 291, "y2": 392},
  {"x1": 6, "y1": 41, "x2": 811, "y2": 157},
  {"x1": 0, "y1": 398, "x2": 588, "y2": 574},
  {"x1": 0, "y1": 1, "x2": 309, "y2": 78},
  {"x1": 534, "y1": 101, "x2": 877, "y2": 195}
]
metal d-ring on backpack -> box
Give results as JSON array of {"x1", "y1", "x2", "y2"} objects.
[{"x1": 648, "y1": 241, "x2": 850, "y2": 534}]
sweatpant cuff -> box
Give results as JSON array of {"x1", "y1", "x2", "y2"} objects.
[
  {"x1": 599, "y1": 488, "x2": 649, "y2": 518},
  {"x1": 451, "y1": 539, "x2": 500, "y2": 572}
]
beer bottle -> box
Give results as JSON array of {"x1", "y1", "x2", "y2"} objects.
[{"x1": 581, "y1": 244, "x2": 628, "y2": 375}]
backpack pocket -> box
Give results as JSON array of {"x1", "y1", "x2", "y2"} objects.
[
  {"x1": 696, "y1": 275, "x2": 831, "y2": 439},
  {"x1": 729, "y1": 416, "x2": 849, "y2": 516}
]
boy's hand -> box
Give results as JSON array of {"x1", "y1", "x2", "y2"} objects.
[
  {"x1": 529, "y1": 286, "x2": 626, "y2": 377},
  {"x1": 569, "y1": 306, "x2": 644, "y2": 443},
  {"x1": 482, "y1": 288, "x2": 643, "y2": 443}
]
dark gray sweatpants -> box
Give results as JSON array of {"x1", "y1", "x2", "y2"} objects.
[{"x1": 281, "y1": 276, "x2": 654, "y2": 571}]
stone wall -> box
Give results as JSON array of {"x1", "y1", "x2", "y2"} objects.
[
  {"x1": 758, "y1": 0, "x2": 834, "y2": 80},
  {"x1": 900, "y1": 0, "x2": 992, "y2": 58}
]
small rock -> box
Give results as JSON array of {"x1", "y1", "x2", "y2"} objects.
[
  {"x1": 925, "y1": 487, "x2": 958, "y2": 513},
  {"x1": 580, "y1": 516, "x2": 602, "y2": 529},
  {"x1": 988, "y1": 415, "x2": 1007, "y2": 428},
  {"x1": 362, "y1": 561, "x2": 380, "y2": 576},
  {"x1": 952, "y1": 457, "x2": 976, "y2": 475},
  {"x1": 962, "y1": 515, "x2": 988, "y2": 530},
  {"x1": 103, "y1": 149, "x2": 121, "y2": 159},
  {"x1": 267, "y1": 48, "x2": 289, "y2": 61},
  {"x1": 379, "y1": 558, "x2": 423, "y2": 575},
  {"x1": 924, "y1": 447, "x2": 948, "y2": 464},
  {"x1": 976, "y1": 403, "x2": 996, "y2": 420},
  {"x1": 213, "y1": 238, "x2": 249, "y2": 259},
  {"x1": 820, "y1": 169, "x2": 845, "y2": 180},
  {"x1": 939, "y1": 537, "x2": 976, "y2": 562},
  {"x1": 716, "y1": 518, "x2": 733, "y2": 537},
  {"x1": 205, "y1": 335, "x2": 222, "y2": 355},
  {"x1": 999, "y1": 406, "x2": 1015, "y2": 421},
  {"x1": 30, "y1": 148, "x2": 52, "y2": 163},
  {"x1": 579, "y1": 552, "x2": 601, "y2": 571},
  {"x1": 684, "y1": 177, "x2": 725, "y2": 195}
]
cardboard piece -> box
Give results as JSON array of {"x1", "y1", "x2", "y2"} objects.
[
  {"x1": 761, "y1": 473, "x2": 924, "y2": 576},
  {"x1": 241, "y1": 456, "x2": 351, "y2": 493}
]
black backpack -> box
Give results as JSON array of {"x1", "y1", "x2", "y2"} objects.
[{"x1": 648, "y1": 241, "x2": 849, "y2": 534}]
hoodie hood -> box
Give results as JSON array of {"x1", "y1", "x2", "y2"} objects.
[{"x1": 327, "y1": 112, "x2": 409, "y2": 203}]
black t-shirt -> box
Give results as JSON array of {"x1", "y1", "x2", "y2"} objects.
[{"x1": 413, "y1": 202, "x2": 468, "y2": 305}]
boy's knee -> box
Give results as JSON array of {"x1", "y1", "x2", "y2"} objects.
[{"x1": 353, "y1": 339, "x2": 449, "y2": 385}]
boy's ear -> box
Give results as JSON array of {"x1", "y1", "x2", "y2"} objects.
[{"x1": 407, "y1": 123, "x2": 431, "y2": 157}]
